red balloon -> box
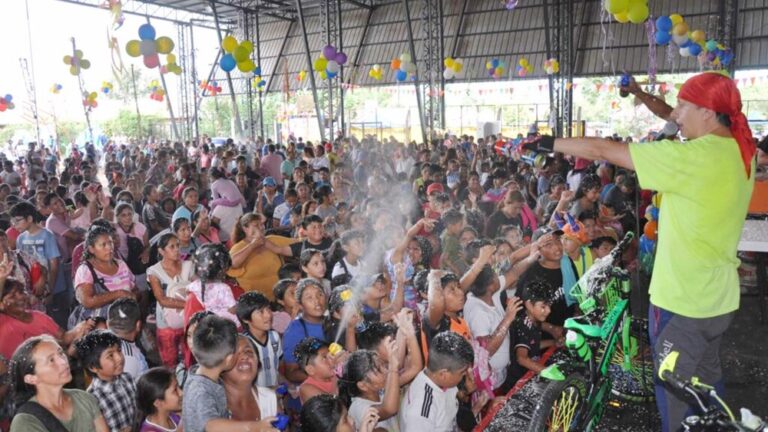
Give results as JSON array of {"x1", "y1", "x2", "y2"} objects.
[
  {"x1": 144, "y1": 53, "x2": 160, "y2": 69},
  {"x1": 0, "y1": 104, "x2": 6, "y2": 112}
]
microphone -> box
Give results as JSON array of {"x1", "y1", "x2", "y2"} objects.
[{"x1": 655, "y1": 121, "x2": 679, "y2": 141}]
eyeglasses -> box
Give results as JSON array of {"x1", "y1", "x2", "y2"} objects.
[{"x1": 11, "y1": 217, "x2": 26, "y2": 225}]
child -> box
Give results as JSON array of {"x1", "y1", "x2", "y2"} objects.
[
  {"x1": 440, "y1": 209, "x2": 468, "y2": 276},
  {"x1": 278, "y1": 263, "x2": 302, "y2": 282},
  {"x1": 283, "y1": 279, "x2": 328, "y2": 384},
  {"x1": 330, "y1": 230, "x2": 366, "y2": 282},
  {"x1": 399, "y1": 331, "x2": 474, "y2": 431},
  {"x1": 76, "y1": 330, "x2": 137, "y2": 432},
  {"x1": 294, "y1": 337, "x2": 338, "y2": 403},
  {"x1": 339, "y1": 343, "x2": 400, "y2": 432},
  {"x1": 184, "y1": 243, "x2": 239, "y2": 324},
  {"x1": 591, "y1": 236, "x2": 618, "y2": 259},
  {"x1": 300, "y1": 394, "x2": 380, "y2": 432},
  {"x1": 107, "y1": 298, "x2": 149, "y2": 380},
  {"x1": 182, "y1": 314, "x2": 276, "y2": 432},
  {"x1": 176, "y1": 311, "x2": 213, "y2": 390},
  {"x1": 356, "y1": 313, "x2": 423, "y2": 387},
  {"x1": 136, "y1": 367, "x2": 183, "y2": 432},
  {"x1": 300, "y1": 248, "x2": 331, "y2": 295},
  {"x1": 236, "y1": 291, "x2": 284, "y2": 388},
  {"x1": 509, "y1": 280, "x2": 563, "y2": 385},
  {"x1": 272, "y1": 278, "x2": 299, "y2": 335},
  {"x1": 556, "y1": 212, "x2": 594, "y2": 278},
  {"x1": 420, "y1": 271, "x2": 471, "y2": 363},
  {"x1": 324, "y1": 286, "x2": 359, "y2": 351}
]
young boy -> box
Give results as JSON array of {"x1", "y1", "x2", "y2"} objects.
[
  {"x1": 272, "y1": 277, "x2": 299, "y2": 335},
  {"x1": 76, "y1": 330, "x2": 137, "y2": 432},
  {"x1": 357, "y1": 310, "x2": 424, "y2": 387},
  {"x1": 107, "y1": 298, "x2": 149, "y2": 380},
  {"x1": 440, "y1": 209, "x2": 467, "y2": 276},
  {"x1": 182, "y1": 314, "x2": 275, "y2": 432},
  {"x1": 236, "y1": 291, "x2": 284, "y2": 388},
  {"x1": 508, "y1": 280, "x2": 563, "y2": 385},
  {"x1": 420, "y1": 271, "x2": 472, "y2": 363},
  {"x1": 591, "y1": 236, "x2": 618, "y2": 259},
  {"x1": 400, "y1": 331, "x2": 474, "y2": 431}
]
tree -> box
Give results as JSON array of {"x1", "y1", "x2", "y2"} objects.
[{"x1": 102, "y1": 109, "x2": 164, "y2": 139}]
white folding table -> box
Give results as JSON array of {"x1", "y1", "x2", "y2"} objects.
[{"x1": 738, "y1": 219, "x2": 768, "y2": 323}]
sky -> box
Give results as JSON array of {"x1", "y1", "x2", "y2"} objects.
[{"x1": 0, "y1": 0, "x2": 220, "y2": 129}]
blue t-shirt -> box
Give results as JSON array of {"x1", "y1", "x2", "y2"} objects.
[
  {"x1": 172, "y1": 205, "x2": 203, "y2": 224},
  {"x1": 282, "y1": 317, "x2": 326, "y2": 365},
  {"x1": 17, "y1": 229, "x2": 65, "y2": 294}
]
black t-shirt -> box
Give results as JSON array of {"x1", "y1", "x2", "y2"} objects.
[
  {"x1": 516, "y1": 260, "x2": 577, "y2": 328},
  {"x1": 486, "y1": 211, "x2": 522, "y2": 238},
  {"x1": 508, "y1": 313, "x2": 542, "y2": 384},
  {"x1": 289, "y1": 237, "x2": 334, "y2": 257}
]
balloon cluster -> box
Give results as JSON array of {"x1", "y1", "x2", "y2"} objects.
[
  {"x1": 486, "y1": 58, "x2": 505, "y2": 79},
  {"x1": 605, "y1": 0, "x2": 649, "y2": 24},
  {"x1": 0, "y1": 94, "x2": 14, "y2": 112},
  {"x1": 51, "y1": 83, "x2": 63, "y2": 94},
  {"x1": 368, "y1": 64, "x2": 384, "y2": 81},
  {"x1": 252, "y1": 67, "x2": 266, "y2": 92},
  {"x1": 199, "y1": 80, "x2": 222, "y2": 96},
  {"x1": 297, "y1": 70, "x2": 307, "y2": 82},
  {"x1": 654, "y1": 14, "x2": 733, "y2": 65},
  {"x1": 101, "y1": 81, "x2": 113, "y2": 94},
  {"x1": 442, "y1": 57, "x2": 465, "y2": 80},
  {"x1": 391, "y1": 53, "x2": 416, "y2": 82},
  {"x1": 126, "y1": 24, "x2": 175, "y2": 69},
  {"x1": 313, "y1": 44, "x2": 348, "y2": 80},
  {"x1": 162, "y1": 53, "x2": 182, "y2": 75},
  {"x1": 102, "y1": 0, "x2": 125, "y2": 29},
  {"x1": 82, "y1": 91, "x2": 98, "y2": 109},
  {"x1": 543, "y1": 58, "x2": 560, "y2": 75},
  {"x1": 148, "y1": 80, "x2": 165, "y2": 101},
  {"x1": 63, "y1": 50, "x2": 91, "y2": 76},
  {"x1": 639, "y1": 193, "x2": 661, "y2": 273},
  {"x1": 516, "y1": 58, "x2": 533, "y2": 77},
  {"x1": 220, "y1": 36, "x2": 256, "y2": 74}
]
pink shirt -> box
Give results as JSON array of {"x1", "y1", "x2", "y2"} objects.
[
  {"x1": 46, "y1": 213, "x2": 74, "y2": 262},
  {"x1": 260, "y1": 153, "x2": 283, "y2": 183},
  {"x1": 74, "y1": 260, "x2": 135, "y2": 292},
  {"x1": 187, "y1": 280, "x2": 238, "y2": 324},
  {"x1": 0, "y1": 311, "x2": 60, "y2": 359},
  {"x1": 115, "y1": 223, "x2": 147, "y2": 259}
]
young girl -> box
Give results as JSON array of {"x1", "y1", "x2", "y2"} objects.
[
  {"x1": 299, "y1": 394, "x2": 380, "y2": 432},
  {"x1": 184, "y1": 243, "x2": 239, "y2": 325},
  {"x1": 300, "y1": 248, "x2": 330, "y2": 296},
  {"x1": 312, "y1": 185, "x2": 337, "y2": 221},
  {"x1": 172, "y1": 218, "x2": 198, "y2": 261},
  {"x1": 338, "y1": 342, "x2": 400, "y2": 432},
  {"x1": 136, "y1": 367, "x2": 183, "y2": 432},
  {"x1": 283, "y1": 279, "x2": 328, "y2": 385},
  {"x1": 330, "y1": 230, "x2": 365, "y2": 283},
  {"x1": 271, "y1": 278, "x2": 299, "y2": 335},
  {"x1": 295, "y1": 337, "x2": 338, "y2": 403}
]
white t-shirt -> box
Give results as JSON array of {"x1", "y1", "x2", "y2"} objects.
[
  {"x1": 463, "y1": 288, "x2": 510, "y2": 388},
  {"x1": 255, "y1": 386, "x2": 279, "y2": 418},
  {"x1": 120, "y1": 338, "x2": 148, "y2": 381},
  {"x1": 331, "y1": 257, "x2": 362, "y2": 280},
  {"x1": 350, "y1": 397, "x2": 399, "y2": 432},
  {"x1": 244, "y1": 330, "x2": 283, "y2": 388},
  {"x1": 399, "y1": 370, "x2": 458, "y2": 432}
]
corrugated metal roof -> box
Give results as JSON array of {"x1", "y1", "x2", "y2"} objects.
[{"x1": 204, "y1": 0, "x2": 768, "y2": 95}]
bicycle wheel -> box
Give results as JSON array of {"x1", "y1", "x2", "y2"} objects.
[
  {"x1": 528, "y1": 373, "x2": 589, "y2": 432},
  {"x1": 608, "y1": 317, "x2": 655, "y2": 402}
]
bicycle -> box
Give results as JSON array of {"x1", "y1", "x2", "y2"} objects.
[
  {"x1": 527, "y1": 231, "x2": 655, "y2": 431},
  {"x1": 659, "y1": 351, "x2": 767, "y2": 431}
]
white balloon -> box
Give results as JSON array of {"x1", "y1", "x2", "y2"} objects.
[
  {"x1": 140, "y1": 40, "x2": 157, "y2": 56},
  {"x1": 406, "y1": 62, "x2": 416, "y2": 74},
  {"x1": 399, "y1": 62, "x2": 409, "y2": 72},
  {"x1": 400, "y1": 53, "x2": 412, "y2": 63},
  {"x1": 443, "y1": 69, "x2": 455, "y2": 80},
  {"x1": 672, "y1": 34, "x2": 689, "y2": 46},
  {"x1": 679, "y1": 46, "x2": 691, "y2": 57},
  {"x1": 326, "y1": 60, "x2": 340, "y2": 73},
  {"x1": 373, "y1": 64, "x2": 381, "y2": 71}
]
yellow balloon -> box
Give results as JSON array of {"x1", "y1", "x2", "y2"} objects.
[
  {"x1": 125, "y1": 40, "x2": 141, "y2": 57},
  {"x1": 237, "y1": 59, "x2": 255, "y2": 73},
  {"x1": 652, "y1": 193, "x2": 662, "y2": 208},
  {"x1": 673, "y1": 22, "x2": 689, "y2": 36},
  {"x1": 444, "y1": 58, "x2": 455, "y2": 68},
  {"x1": 627, "y1": 3, "x2": 648, "y2": 24},
  {"x1": 605, "y1": 0, "x2": 629, "y2": 14},
  {"x1": 319, "y1": 70, "x2": 327, "y2": 80},
  {"x1": 314, "y1": 57, "x2": 328, "y2": 72},
  {"x1": 486, "y1": 61, "x2": 492, "y2": 69},
  {"x1": 495, "y1": 66, "x2": 504, "y2": 75},
  {"x1": 452, "y1": 62, "x2": 462, "y2": 73},
  {"x1": 669, "y1": 14, "x2": 683, "y2": 26},
  {"x1": 156, "y1": 37, "x2": 174, "y2": 54},
  {"x1": 614, "y1": 11, "x2": 630, "y2": 23},
  {"x1": 63, "y1": 55, "x2": 72, "y2": 64},
  {"x1": 222, "y1": 35, "x2": 238, "y2": 53},
  {"x1": 233, "y1": 46, "x2": 250, "y2": 62},
  {"x1": 167, "y1": 53, "x2": 177, "y2": 64},
  {"x1": 69, "y1": 66, "x2": 78, "y2": 75},
  {"x1": 241, "y1": 41, "x2": 253, "y2": 53},
  {"x1": 691, "y1": 30, "x2": 705, "y2": 43},
  {"x1": 89, "y1": 92, "x2": 97, "y2": 99}
]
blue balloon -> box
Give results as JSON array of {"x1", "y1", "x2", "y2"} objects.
[
  {"x1": 655, "y1": 16, "x2": 673, "y2": 32},
  {"x1": 4, "y1": 94, "x2": 12, "y2": 102},
  {"x1": 326, "y1": 70, "x2": 338, "y2": 79},
  {"x1": 689, "y1": 43, "x2": 702, "y2": 56},
  {"x1": 138, "y1": 24, "x2": 156, "y2": 41},
  {"x1": 491, "y1": 58, "x2": 500, "y2": 68},
  {"x1": 721, "y1": 51, "x2": 734, "y2": 66},
  {"x1": 254, "y1": 66, "x2": 261, "y2": 76},
  {"x1": 220, "y1": 54, "x2": 236, "y2": 72},
  {"x1": 650, "y1": 207, "x2": 659, "y2": 221},
  {"x1": 639, "y1": 235, "x2": 655, "y2": 254},
  {"x1": 655, "y1": 31, "x2": 671, "y2": 46},
  {"x1": 680, "y1": 40, "x2": 693, "y2": 48},
  {"x1": 395, "y1": 70, "x2": 407, "y2": 82}
]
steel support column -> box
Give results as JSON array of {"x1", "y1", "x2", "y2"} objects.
[
  {"x1": 450, "y1": 0, "x2": 468, "y2": 58},
  {"x1": 420, "y1": 0, "x2": 443, "y2": 140},
  {"x1": 542, "y1": 0, "x2": 556, "y2": 136},
  {"x1": 190, "y1": 24, "x2": 200, "y2": 139},
  {"x1": 346, "y1": 6, "x2": 374, "y2": 87},
  {"x1": 243, "y1": 12, "x2": 255, "y2": 141},
  {"x1": 337, "y1": 0, "x2": 345, "y2": 137},
  {"x1": 320, "y1": 0, "x2": 340, "y2": 140},
  {"x1": 254, "y1": 13, "x2": 265, "y2": 139},
  {"x1": 296, "y1": 0, "x2": 326, "y2": 141},
  {"x1": 209, "y1": 0, "x2": 243, "y2": 138},
  {"x1": 402, "y1": 0, "x2": 427, "y2": 145}
]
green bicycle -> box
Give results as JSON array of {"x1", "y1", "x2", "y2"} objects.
[{"x1": 527, "y1": 232, "x2": 655, "y2": 431}]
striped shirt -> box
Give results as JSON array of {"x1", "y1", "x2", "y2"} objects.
[{"x1": 399, "y1": 370, "x2": 458, "y2": 432}]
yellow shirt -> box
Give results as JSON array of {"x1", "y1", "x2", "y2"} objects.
[
  {"x1": 629, "y1": 135, "x2": 754, "y2": 318},
  {"x1": 227, "y1": 235, "x2": 298, "y2": 300}
]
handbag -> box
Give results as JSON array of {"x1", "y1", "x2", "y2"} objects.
[{"x1": 67, "y1": 262, "x2": 109, "y2": 330}]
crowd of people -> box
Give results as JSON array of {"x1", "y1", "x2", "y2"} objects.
[{"x1": 0, "y1": 72, "x2": 766, "y2": 432}]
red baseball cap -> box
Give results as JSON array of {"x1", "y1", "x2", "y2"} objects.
[{"x1": 426, "y1": 183, "x2": 444, "y2": 195}]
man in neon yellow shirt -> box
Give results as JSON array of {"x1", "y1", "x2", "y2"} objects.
[{"x1": 527, "y1": 72, "x2": 757, "y2": 432}]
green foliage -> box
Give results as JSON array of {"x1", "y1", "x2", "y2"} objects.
[
  {"x1": 102, "y1": 109, "x2": 164, "y2": 139},
  {"x1": 199, "y1": 98, "x2": 232, "y2": 137}
]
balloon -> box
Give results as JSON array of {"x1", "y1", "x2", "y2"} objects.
[
  {"x1": 140, "y1": 39, "x2": 157, "y2": 56},
  {"x1": 126, "y1": 40, "x2": 141, "y2": 57},
  {"x1": 323, "y1": 45, "x2": 337, "y2": 59},
  {"x1": 655, "y1": 31, "x2": 671, "y2": 45},
  {"x1": 405, "y1": 62, "x2": 416, "y2": 74},
  {"x1": 628, "y1": 3, "x2": 648, "y2": 23},
  {"x1": 390, "y1": 59, "x2": 401, "y2": 70},
  {"x1": 399, "y1": 53, "x2": 411, "y2": 63},
  {"x1": 138, "y1": 24, "x2": 156, "y2": 41},
  {"x1": 495, "y1": 66, "x2": 504, "y2": 76},
  {"x1": 650, "y1": 207, "x2": 659, "y2": 221},
  {"x1": 241, "y1": 41, "x2": 253, "y2": 52},
  {"x1": 443, "y1": 69, "x2": 454, "y2": 79},
  {"x1": 399, "y1": 62, "x2": 408, "y2": 72},
  {"x1": 80, "y1": 60, "x2": 90, "y2": 69},
  {"x1": 144, "y1": 53, "x2": 160, "y2": 68},
  {"x1": 220, "y1": 53, "x2": 236, "y2": 72},
  {"x1": 690, "y1": 30, "x2": 705, "y2": 43},
  {"x1": 644, "y1": 220, "x2": 658, "y2": 241},
  {"x1": 706, "y1": 39, "x2": 718, "y2": 51},
  {"x1": 4, "y1": 95, "x2": 12, "y2": 103},
  {"x1": 688, "y1": 43, "x2": 702, "y2": 56},
  {"x1": 492, "y1": 59, "x2": 500, "y2": 68},
  {"x1": 156, "y1": 36, "x2": 174, "y2": 54},
  {"x1": 679, "y1": 46, "x2": 691, "y2": 57},
  {"x1": 673, "y1": 22, "x2": 688, "y2": 36},
  {"x1": 0, "y1": 105, "x2": 5, "y2": 112},
  {"x1": 672, "y1": 33, "x2": 689, "y2": 46},
  {"x1": 452, "y1": 62, "x2": 463, "y2": 73},
  {"x1": 614, "y1": 12, "x2": 630, "y2": 23},
  {"x1": 222, "y1": 35, "x2": 238, "y2": 53},
  {"x1": 314, "y1": 57, "x2": 328, "y2": 72},
  {"x1": 326, "y1": 60, "x2": 340, "y2": 74},
  {"x1": 605, "y1": 0, "x2": 629, "y2": 14},
  {"x1": 444, "y1": 58, "x2": 455, "y2": 68},
  {"x1": 327, "y1": 70, "x2": 337, "y2": 79},
  {"x1": 656, "y1": 16, "x2": 673, "y2": 32},
  {"x1": 395, "y1": 69, "x2": 407, "y2": 82},
  {"x1": 237, "y1": 59, "x2": 255, "y2": 72},
  {"x1": 669, "y1": 14, "x2": 683, "y2": 26},
  {"x1": 335, "y1": 52, "x2": 347, "y2": 65},
  {"x1": 167, "y1": 53, "x2": 177, "y2": 64},
  {"x1": 373, "y1": 64, "x2": 381, "y2": 71},
  {"x1": 233, "y1": 46, "x2": 249, "y2": 62}
]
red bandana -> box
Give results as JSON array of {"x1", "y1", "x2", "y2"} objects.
[{"x1": 678, "y1": 72, "x2": 756, "y2": 178}]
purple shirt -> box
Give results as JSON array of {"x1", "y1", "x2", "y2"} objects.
[
  {"x1": 46, "y1": 213, "x2": 73, "y2": 263},
  {"x1": 260, "y1": 153, "x2": 283, "y2": 183}
]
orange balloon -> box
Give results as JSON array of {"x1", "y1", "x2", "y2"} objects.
[
  {"x1": 644, "y1": 220, "x2": 658, "y2": 241},
  {"x1": 390, "y1": 59, "x2": 401, "y2": 70}
]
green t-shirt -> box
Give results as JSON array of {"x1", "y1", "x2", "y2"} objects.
[
  {"x1": 10, "y1": 389, "x2": 102, "y2": 432},
  {"x1": 629, "y1": 134, "x2": 754, "y2": 318}
]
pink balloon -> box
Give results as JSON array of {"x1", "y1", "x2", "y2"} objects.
[
  {"x1": 160, "y1": 65, "x2": 168, "y2": 74},
  {"x1": 144, "y1": 54, "x2": 160, "y2": 69}
]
